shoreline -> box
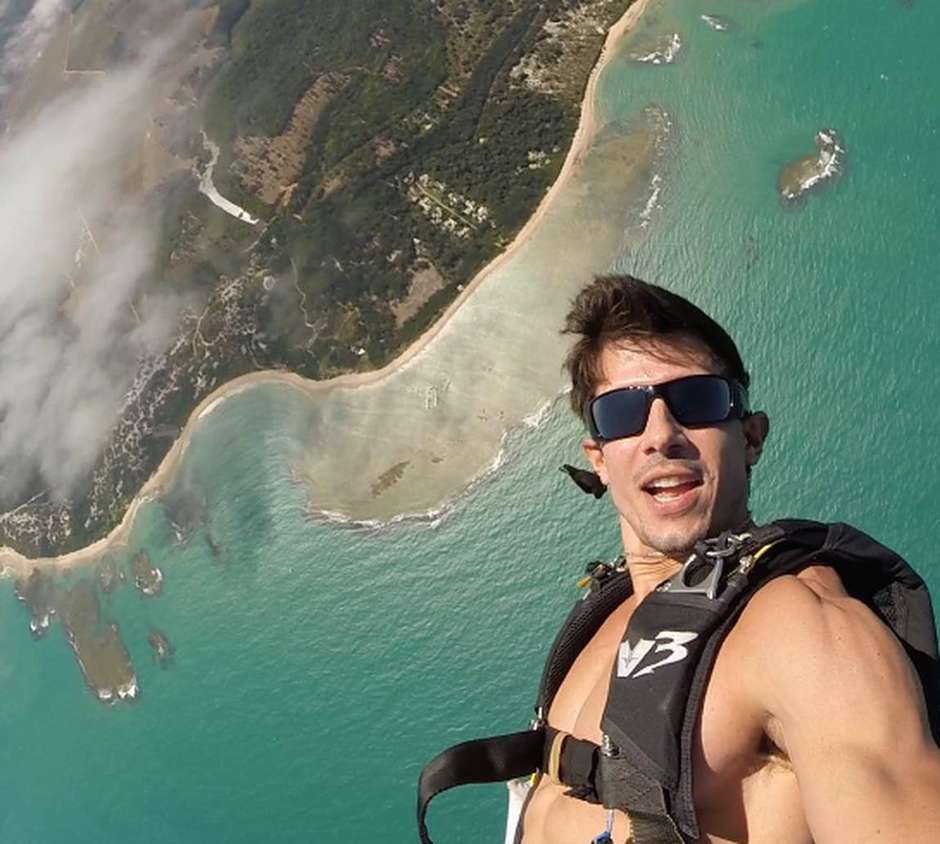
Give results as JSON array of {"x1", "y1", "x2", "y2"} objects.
[{"x1": 0, "y1": 0, "x2": 651, "y2": 579}]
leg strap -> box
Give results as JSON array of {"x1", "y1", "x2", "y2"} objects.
[{"x1": 417, "y1": 729, "x2": 544, "y2": 844}]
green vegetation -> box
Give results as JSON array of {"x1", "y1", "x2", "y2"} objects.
[
  {"x1": 210, "y1": 0, "x2": 250, "y2": 46},
  {"x1": 205, "y1": 0, "x2": 447, "y2": 141}
]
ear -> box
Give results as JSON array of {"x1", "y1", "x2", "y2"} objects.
[
  {"x1": 581, "y1": 437, "x2": 609, "y2": 486},
  {"x1": 742, "y1": 411, "x2": 770, "y2": 469}
]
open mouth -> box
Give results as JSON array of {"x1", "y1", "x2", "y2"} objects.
[{"x1": 642, "y1": 476, "x2": 703, "y2": 503}]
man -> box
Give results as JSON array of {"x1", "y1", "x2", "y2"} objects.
[
  {"x1": 519, "y1": 274, "x2": 940, "y2": 842},
  {"x1": 418, "y1": 274, "x2": 940, "y2": 844}
]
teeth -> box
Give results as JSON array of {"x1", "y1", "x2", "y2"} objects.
[
  {"x1": 653, "y1": 490, "x2": 684, "y2": 501},
  {"x1": 647, "y1": 476, "x2": 695, "y2": 490}
]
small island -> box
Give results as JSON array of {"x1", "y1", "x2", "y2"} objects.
[
  {"x1": 778, "y1": 129, "x2": 846, "y2": 204},
  {"x1": 58, "y1": 581, "x2": 139, "y2": 704},
  {"x1": 14, "y1": 567, "x2": 142, "y2": 704},
  {"x1": 132, "y1": 551, "x2": 163, "y2": 597},
  {"x1": 14, "y1": 568, "x2": 55, "y2": 638},
  {"x1": 148, "y1": 627, "x2": 175, "y2": 668}
]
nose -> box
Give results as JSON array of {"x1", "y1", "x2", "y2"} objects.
[{"x1": 639, "y1": 397, "x2": 690, "y2": 457}]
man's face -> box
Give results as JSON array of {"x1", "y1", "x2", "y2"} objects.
[{"x1": 581, "y1": 337, "x2": 768, "y2": 558}]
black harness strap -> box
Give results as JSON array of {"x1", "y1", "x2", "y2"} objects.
[
  {"x1": 417, "y1": 729, "x2": 543, "y2": 844},
  {"x1": 536, "y1": 565, "x2": 634, "y2": 716},
  {"x1": 630, "y1": 812, "x2": 685, "y2": 844}
]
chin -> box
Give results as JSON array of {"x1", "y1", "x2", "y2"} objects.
[
  {"x1": 642, "y1": 514, "x2": 711, "y2": 555},
  {"x1": 645, "y1": 530, "x2": 702, "y2": 556}
]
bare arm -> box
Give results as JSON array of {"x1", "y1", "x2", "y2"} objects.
[{"x1": 737, "y1": 571, "x2": 940, "y2": 843}]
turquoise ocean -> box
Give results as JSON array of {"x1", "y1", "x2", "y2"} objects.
[{"x1": 3, "y1": 0, "x2": 939, "y2": 841}]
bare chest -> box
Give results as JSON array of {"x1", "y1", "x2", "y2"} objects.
[{"x1": 522, "y1": 598, "x2": 811, "y2": 843}]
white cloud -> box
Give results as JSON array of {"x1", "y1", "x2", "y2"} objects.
[
  {"x1": 0, "y1": 16, "x2": 187, "y2": 504},
  {"x1": 0, "y1": 0, "x2": 69, "y2": 98}
]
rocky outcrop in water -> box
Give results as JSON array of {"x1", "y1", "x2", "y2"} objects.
[
  {"x1": 132, "y1": 550, "x2": 163, "y2": 597},
  {"x1": 58, "y1": 581, "x2": 139, "y2": 704},
  {"x1": 14, "y1": 568, "x2": 55, "y2": 638},
  {"x1": 148, "y1": 627, "x2": 175, "y2": 668},
  {"x1": 778, "y1": 129, "x2": 846, "y2": 204}
]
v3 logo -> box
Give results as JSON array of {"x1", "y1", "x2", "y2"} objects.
[{"x1": 617, "y1": 630, "x2": 698, "y2": 679}]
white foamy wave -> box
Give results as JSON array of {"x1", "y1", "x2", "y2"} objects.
[
  {"x1": 779, "y1": 129, "x2": 846, "y2": 203},
  {"x1": 700, "y1": 14, "x2": 731, "y2": 33},
  {"x1": 196, "y1": 382, "x2": 254, "y2": 420},
  {"x1": 522, "y1": 398, "x2": 554, "y2": 429},
  {"x1": 631, "y1": 33, "x2": 682, "y2": 65},
  {"x1": 117, "y1": 677, "x2": 139, "y2": 700},
  {"x1": 813, "y1": 130, "x2": 845, "y2": 183},
  {"x1": 197, "y1": 396, "x2": 225, "y2": 420},
  {"x1": 638, "y1": 173, "x2": 664, "y2": 229}
]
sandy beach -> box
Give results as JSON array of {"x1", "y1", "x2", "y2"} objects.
[{"x1": 0, "y1": 0, "x2": 652, "y2": 579}]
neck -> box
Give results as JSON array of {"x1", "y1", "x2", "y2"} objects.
[
  {"x1": 624, "y1": 515, "x2": 757, "y2": 602},
  {"x1": 625, "y1": 552, "x2": 684, "y2": 603}
]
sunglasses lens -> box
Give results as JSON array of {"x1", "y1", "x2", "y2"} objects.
[
  {"x1": 666, "y1": 376, "x2": 733, "y2": 425},
  {"x1": 589, "y1": 376, "x2": 740, "y2": 440},
  {"x1": 590, "y1": 389, "x2": 649, "y2": 439}
]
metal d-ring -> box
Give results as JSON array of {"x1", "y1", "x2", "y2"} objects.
[
  {"x1": 666, "y1": 552, "x2": 725, "y2": 599},
  {"x1": 657, "y1": 532, "x2": 753, "y2": 599}
]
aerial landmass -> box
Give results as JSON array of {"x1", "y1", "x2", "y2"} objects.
[
  {"x1": 0, "y1": 0, "x2": 639, "y2": 559},
  {"x1": 0, "y1": 0, "x2": 657, "y2": 704}
]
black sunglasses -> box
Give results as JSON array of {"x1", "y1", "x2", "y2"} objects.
[{"x1": 587, "y1": 374, "x2": 749, "y2": 441}]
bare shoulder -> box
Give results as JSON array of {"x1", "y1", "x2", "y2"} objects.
[
  {"x1": 725, "y1": 566, "x2": 932, "y2": 753},
  {"x1": 718, "y1": 570, "x2": 940, "y2": 840}
]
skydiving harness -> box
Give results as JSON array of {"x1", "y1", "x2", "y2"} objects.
[{"x1": 417, "y1": 519, "x2": 940, "y2": 843}]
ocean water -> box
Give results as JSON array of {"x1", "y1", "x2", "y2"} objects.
[{"x1": 3, "y1": 0, "x2": 939, "y2": 841}]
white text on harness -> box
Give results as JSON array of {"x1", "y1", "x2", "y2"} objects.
[{"x1": 617, "y1": 630, "x2": 699, "y2": 678}]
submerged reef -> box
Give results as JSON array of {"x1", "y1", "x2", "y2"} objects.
[
  {"x1": 14, "y1": 567, "x2": 56, "y2": 637},
  {"x1": 96, "y1": 555, "x2": 124, "y2": 595},
  {"x1": 58, "y1": 581, "x2": 139, "y2": 704},
  {"x1": 148, "y1": 627, "x2": 175, "y2": 668},
  {"x1": 778, "y1": 129, "x2": 846, "y2": 204},
  {"x1": 132, "y1": 550, "x2": 163, "y2": 597},
  {"x1": 11, "y1": 549, "x2": 172, "y2": 703}
]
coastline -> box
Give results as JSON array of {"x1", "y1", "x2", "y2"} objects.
[{"x1": 0, "y1": 0, "x2": 651, "y2": 579}]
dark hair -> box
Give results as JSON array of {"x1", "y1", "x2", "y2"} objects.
[{"x1": 563, "y1": 274, "x2": 750, "y2": 424}]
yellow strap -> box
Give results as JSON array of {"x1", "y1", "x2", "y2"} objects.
[
  {"x1": 752, "y1": 540, "x2": 783, "y2": 563},
  {"x1": 547, "y1": 730, "x2": 568, "y2": 784}
]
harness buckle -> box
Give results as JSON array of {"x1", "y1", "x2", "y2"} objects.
[
  {"x1": 530, "y1": 707, "x2": 546, "y2": 731},
  {"x1": 659, "y1": 531, "x2": 753, "y2": 600}
]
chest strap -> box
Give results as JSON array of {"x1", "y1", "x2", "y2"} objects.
[
  {"x1": 544, "y1": 726, "x2": 685, "y2": 844},
  {"x1": 416, "y1": 725, "x2": 685, "y2": 844}
]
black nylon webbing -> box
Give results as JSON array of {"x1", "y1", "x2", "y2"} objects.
[
  {"x1": 630, "y1": 812, "x2": 686, "y2": 844},
  {"x1": 417, "y1": 728, "x2": 543, "y2": 844},
  {"x1": 536, "y1": 570, "x2": 634, "y2": 715}
]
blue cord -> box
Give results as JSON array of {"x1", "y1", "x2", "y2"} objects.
[{"x1": 590, "y1": 809, "x2": 615, "y2": 843}]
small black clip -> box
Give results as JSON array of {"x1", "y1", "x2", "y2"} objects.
[{"x1": 560, "y1": 464, "x2": 607, "y2": 498}]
